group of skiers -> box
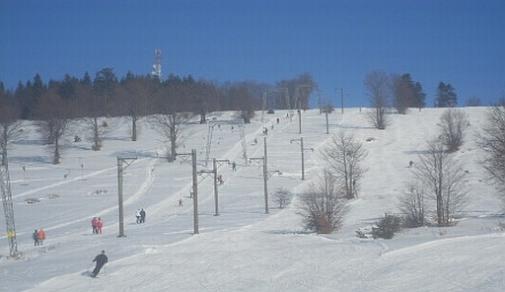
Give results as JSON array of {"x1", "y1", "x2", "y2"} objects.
[
  {"x1": 32, "y1": 228, "x2": 46, "y2": 246},
  {"x1": 135, "y1": 208, "x2": 146, "y2": 224},
  {"x1": 91, "y1": 217, "x2": 104, "y2": 234}
]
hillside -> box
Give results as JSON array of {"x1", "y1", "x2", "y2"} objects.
[{"x1": 1, "y1": 108, "x2": 504, "y2": 292}]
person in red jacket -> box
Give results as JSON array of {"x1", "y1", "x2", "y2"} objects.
[
  {"x1": 91, "y1": 217, "x2": 98, "y2": 234},
  {"x1": 96, "y1": 218, "x2": 103, "y2": 234},
  {"x1": 37, "y1": 228, "x2": 46, "y2": 245}
]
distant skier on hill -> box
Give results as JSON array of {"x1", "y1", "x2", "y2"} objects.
[
  {"x1": 32, "y1": 229, "x2": 39, "y2": 246},
  {"x1": 96, "y1": 218, "x2": 103, "y2": 234},
  {"x1": 140, "y1": 209, "x2": 146, "y2": 223},
  {"x1": 135, "y1": 209, "x2": 141, "y2": 224},
  {"x1": 91, "y1": 250, "x2": 108, "y2": 278},
  {"x1": 91, "y1": 217, "x2": 97, "y2": 234},
  {"x1": 37, "y1": 228, "x2": 46, "y2": 245}
]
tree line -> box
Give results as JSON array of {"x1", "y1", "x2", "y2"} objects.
[
  {"x1": 0, "y1": 69, "x2": 316, "y2": 122},
  {"x1": 0, "y1": 70, "x2": 316, "y2": 164}
]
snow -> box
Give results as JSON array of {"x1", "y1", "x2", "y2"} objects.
[{"x1": 1, "y1": 108, "x2": 505, "y2": 292}]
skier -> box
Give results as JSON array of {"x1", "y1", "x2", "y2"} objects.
[
  {"x1": 91, "y1": 217, "x2": 98, "y2": 234},
  {"x1": 96, "y1": 218, "x2": 103, "y2": 234},
  {"x1": 37, "y1": 228, "x2": 46, "y2": 245},
  {"x1": 178, "y1": 199, "x2": 183, "y2": 207},
  {"x1": 135, "y1": 209, "x2": 141, "y2": 224},
  {"x1": 91, "y1": 250, "x2": 108, "y2": 278},
  {"x1": 232, "y1": 161, "x2": 236, "y2": 172},
  {"x1": 140, "y1": 209, "x2": 146, "y2": 223},
  {"x1": 33, "y1": 229, "x2": 39, "y2": 246}
]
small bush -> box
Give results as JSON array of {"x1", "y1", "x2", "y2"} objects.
[
  {"x1": 298, "y1": 171, "x2": 347, "y2": 234},
  {"x1": 372, "y1": 214, "x2": 402, "y2": 239},
  {"x1": 438, "y1": 109, "x2": 469, "y2": 152},
  {"x1": 273, "y1": 188, "x2": 292, "y2": 209},
  {"x1": 399, "y1": 184, "x2": 425, "y2": 228}
]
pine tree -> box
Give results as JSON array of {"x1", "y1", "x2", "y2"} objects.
[
  {"x1": 436, "y1": 82, "x2": 457, "y2": 107},
  {"x1": 80, "y1": 72, "x2": 92, "y2": 86},
  {"x1": 413, "y1": 82, "x2": 426, "y2": 108}
]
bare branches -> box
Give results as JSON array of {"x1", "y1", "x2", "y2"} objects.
[
  {"x1": 413, "y1": 140, "x2": 467, "y2": 225},
  {"x1": 478, "y1": 104, "x2": 505, "y2": 199},
  {"x1": 149, "y1": 113, "x2": 192, "y2": 161},
  {"x1": 0, "y1": 122, "x2": 23, "y2": 166},
  {"x1": 298, "y1": 170, "x2": 347, "y2": 233},
  {"x1": 321, "y1": 132, "x2": 367, "y2": 199},
  {"x1": 0, "y1": 103, "x2": 23, "y2": 166},
  {"x1": 36, "y1": 89, "x2": 72, "y2": 164},
  {"x1": 438, "y1": 109, "x2": 469, "y2": 152},
  {"x1": 399, "y1": 183, "x2": 425, "y2": 227},
  {"x1": 365, "y1": 71, "x2": 390, "y2": 129}
]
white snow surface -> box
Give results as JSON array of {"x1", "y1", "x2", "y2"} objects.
[{"x1": 1, "y1": 108, "x2": 504, "y2": 292}]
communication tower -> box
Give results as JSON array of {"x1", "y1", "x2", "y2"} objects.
[{"x1": 151, "y1": 49, "x2": 162, "y2": 79}]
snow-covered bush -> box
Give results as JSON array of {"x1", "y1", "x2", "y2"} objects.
[{"x1": 372, "y1": 214, "x2": 402, "y2": 239}]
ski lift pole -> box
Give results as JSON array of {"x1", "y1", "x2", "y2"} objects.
[
  {"x1": 117, "y1": 155, "x2": 137, "y2": 238},
  {"x1": 290, "y1": 137, "x2": 314, "y2": 180},
  {"x1": 250, "y1": 137, "x2": 268, "y2": 214},
  {"x1": 177, "y1": 150, "x2": 199, "y2": 234}
]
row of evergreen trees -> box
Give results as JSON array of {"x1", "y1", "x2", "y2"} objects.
[{"x1": 0, "y1": 69, "x2": 316, "y2": 122}]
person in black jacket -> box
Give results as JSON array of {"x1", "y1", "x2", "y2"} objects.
[
  {"x1": 140, "y1": 208, "x2": 146, "y2": 223},
  {"x1": 32, "y1": 229, "x2": 39, "y2": 246},
  {"x1": 91, "y1": 250, "x2": 108, "y2": 277}
]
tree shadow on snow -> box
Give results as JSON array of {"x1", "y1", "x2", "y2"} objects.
[
  {"x1": 264, "y1": 230, "x2": 312, "y2": 235},
  {"x1": 111, "y1": 150, "x2": 158, "y2": 159},
  {"x1": 12, "y1": 139, "x2": 47, "y2": 146},
  {"x1": 8, "y1": 155, "x2": 50, "y2": 164}
]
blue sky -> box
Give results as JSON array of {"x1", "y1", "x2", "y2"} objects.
[{"x1": 1, "y1": 0, "x2": 504, "y2": 106}]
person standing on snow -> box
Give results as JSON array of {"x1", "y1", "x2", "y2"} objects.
[
  {"x1": 135, "y1": 209, "x2": 141, "y2": 224},
  {"x1": 91, "y1": 217, "x2": 97, "y2": 234},
  {"x1": 33, "y1": 229, "x2": 39, "y2": 246},
  {"x1": 96, "y1": 218, "x2": 103, "y2": 234},
  {"x1": 140, "y1": 209, "x2": 146, "y2": 223},
  {"x1": 37, "y1": 228, "x2": 46, "y2": 245},
  {"x1": 91, "y1": 250, "x2": 108, "y2": 278}
]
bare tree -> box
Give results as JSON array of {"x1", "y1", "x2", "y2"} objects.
[
  {"x1": 438, "y1": 109, "x2": 469, "y2": 152},
  {"x1": 75, "y1": 84, "x2": 108, "y2": 151},
  {"x1": 298, "y1": 170, "x2": 347, "y2": 233},
  {"x1": 321, "y1": 132, "x2": 367, "y2": 199},
  {"x1": 36, "y1": 90, "x2": 71, "y2": 164},
  {"x1": 398, "y1": 183, "x2": 425, "y2": 227},
  {"x1": 273, "y1": 188, "x2": 292, "y2": 209},
  {"x1": 117, "y1": 76, "x2": 158, "y2": 141},
  {"x1": 478, "y1": 103, "x2": 505, "y2": 199},
  {"x1": 365, "y1": 71, "x2": 390, "y2": 129},
  {"x1": 150, "y1": 112, "x2": 191, "y2": 161},
  {"x1": 413, "y1": 140, "x2": 467, "y2": 225},
  {"x1": 0, "y1": 102, "x2": 23, "y2": 166},
  {"x1": 150, "y1": 86, "x2": 193, "y2": 161}
]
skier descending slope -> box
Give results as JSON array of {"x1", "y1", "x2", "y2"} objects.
[{"x1": 91, "y1": 250, "x2": 108, "y2": 278}]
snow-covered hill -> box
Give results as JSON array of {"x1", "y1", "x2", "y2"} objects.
[{"x1": 1, "y1": 108, "x2": 504, "y2": 292}]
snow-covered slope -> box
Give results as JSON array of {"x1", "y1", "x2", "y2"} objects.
[{"x1": 1, "y1": 108, "x2": 504, "y2": 292}]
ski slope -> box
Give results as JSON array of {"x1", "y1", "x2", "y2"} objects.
[{"x1": 1, "y1": 108, "x2": 504, "y2": 292}]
